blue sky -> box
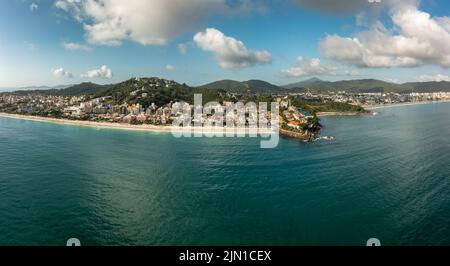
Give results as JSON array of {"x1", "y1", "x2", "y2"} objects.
[{"x1": 1, "y1": 0, "x2": 450, "y2": 88}]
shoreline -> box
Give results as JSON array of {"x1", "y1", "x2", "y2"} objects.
[
  {"x1": 0, "y1": 112, "x2": 276, "y2": 135},
  {"x1": 316, "y1": 111, "x2": 371, "y2": 117},
  {"x1": 316, "y1": 99, "x2": 450, "y2": 116},
  {"x1": 363, "y1": 99, "x2": 450, "y2": 110},
  {"x1": 279, "y1": 128, "x2": 315, "y2": 141}
]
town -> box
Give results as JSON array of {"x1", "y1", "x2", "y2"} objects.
[{"x1": 2, "y1": 77, "x2": 450, "y2": 141}]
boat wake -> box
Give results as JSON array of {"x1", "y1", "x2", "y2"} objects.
[{"x1": 314, "y1": 136, "x2": 335, "y2": 142}]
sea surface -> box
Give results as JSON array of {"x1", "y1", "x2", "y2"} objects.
[{"x1": 1, "y1": 102, "x2": 450, "y2": 246}]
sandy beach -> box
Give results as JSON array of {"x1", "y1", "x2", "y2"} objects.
[
  {"x1": 363, "y1": 99, "x2": 450, "y2": 110},
  {"x1": 316, "y1": 111, "x2": 371, "y2": 117},
  {"x1": 0, "y1": 112, "x2": 276, "y2": 135},
  {"x1": 316, "y1": 100, "x2": 450, "y2": 116}
]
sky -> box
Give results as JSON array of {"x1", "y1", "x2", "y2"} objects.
[{"x1": 1, "y1": 0, "x2": 450, "y2": 88}]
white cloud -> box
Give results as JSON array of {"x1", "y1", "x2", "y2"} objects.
[
  {"x1": 55, "y1": 0, "x2": 83, "y2": 21},
  {"x1": 55, "y1": 0, "x2": 239, "y2": 46},
  {"x1": 52, "y1": 68, "x2": 73, "y2": 78},
  {"x1": 194, "y1": 28, "x2": 272, "y2": 69},
  {"x1": 23, "y1": 41, "x2": 36, "y2": 51},
  {"x1": 62, "y1": 42, "x2": 92, "y2": 52},
  {"x1": 344, "y1": 70, "x2": 363, "y2": 77},
  {"x1": 30, "y1": 3, "x2": 38, "y2": 12},
  {"x1": 385, "y1": 78, "x2": 401, "y2": 84},
  {"x1": 177, "y1": 43, "x2": 188, "y2": 55},
  {"x1": 320, "y1": 2, "x2": 450, "y2": 68},
  {"x1": 55, "y1": 0, "x2": 69, "y2": 11},
  {"x1": 282, "y1": 57, "x2": 335, "y2": 77},
  {"x1": 80, "y1": 65, "x2": 113, "y2": 79},
  {"x1": 417, "y1": 74, "x2": 450, "y2": 82},
  {"x1": 165, "y1": 65, "x2": 176, "y2": 72}
]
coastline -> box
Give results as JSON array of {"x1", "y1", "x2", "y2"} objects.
[
  {"x1": 279, "y1": 128, "x2": 315, "y2": 141},
  {"x1": 3, "y1": 99, "x2": 449, "y2": 136},
  {"x1": 316, "y1": 99, "x2": 450, "y2": 116},
  {"x1": 316, "y1": 111, "x2": 371, "y2": 117},
  {"x1": 0, "y1": 112, "x2": 276, "y2": 135},
  {"x1": 363, "y1": 99, "x2": 450, "y2": 110}
]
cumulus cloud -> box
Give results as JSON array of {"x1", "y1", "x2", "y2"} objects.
[
  {"x1": 55, "y1": 0, "x2": 83, "y2": 21},
  {"x1": 62, "y1": 42, "x2": 92, "y2": 52},
  {"x1": 165, "y1": 65, "x2": 176, "y2": 72},
  {"x1": 177, "y1": 43, "x2": 188, "y2": 55},
  {"x1": 80, "y1": 65, "x2": 113, "y2": 79},
  {"x1": 417, "y1": 74, "x2": 450, "y2": 82},
  {"x1": 52, "y1": 68, "x2": 73, "y2": 78},
  {"x1": 55, "y1": 0, "x2": 245, "y2": 46},
  {"x1": 385, "y1": 78, "x2": 401, "y2": 84},
  {"x1": 282, "y1": 57, "x2": 335, "y2": 77},
  {"x1": 30, "y1": 3, "x2": 38, "y2": 12},
  {"x1": 319, "y1": 2, "x2": 450, "y2": 68},
  {"x1": 344, "y1": 70, "x2": 363, "y2": 77},
  {"x1": 194, "y1": 28, "x2": 272, "y2": 69}
]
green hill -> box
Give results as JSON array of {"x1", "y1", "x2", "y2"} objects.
[
  {"x1": 403, "y1": 81, "x2": 450, "y2": 93},
  {"x1": 198, "y1": 80, "x2": 249, "y2": 92},
  {"x1": 7, "y1": 77, "x2": 450, "y2": 101},
  {"x1": 59, "y1": 82, "x2": 112, "y2": 96},
  {"x1": 8, "y1": 82, "x2": 111, "y2": 96},
  {"x1": 283, "y1": 78, "x2": 450, "y2": 93},
  {"x1": 199, "y1": 79, "x2": 283, "y2": 93},
  {"x1": 95, "y1": 77, "x2": 193, "y2": 107},
  {"x1": 242, "y1": 80, "x2": 284, "y2": 93}
]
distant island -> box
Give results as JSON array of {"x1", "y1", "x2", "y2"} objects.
[{"x1": 1, "y1": 76, "x2": 450, "y2": 141}]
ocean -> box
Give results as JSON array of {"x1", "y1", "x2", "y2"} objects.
[{"x1": 1, "y1": 101, "x2": 450, "y2": 246}]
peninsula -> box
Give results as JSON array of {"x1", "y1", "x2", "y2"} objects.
[{"x1": 2, "y1": 76, "x2": 450, "y2": 141}]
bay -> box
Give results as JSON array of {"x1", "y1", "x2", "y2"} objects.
[{"x1": 1, "y1": 101, "x2": 450, "y2": 245}]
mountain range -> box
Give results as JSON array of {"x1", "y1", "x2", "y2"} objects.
[
  {"x1": 199, "y1": 77, "x2": 450, "y2": 93},
  {"x1": 2, "y1": 83, "x2": 112, "y2": 96},
  {"x1": 3, "y1": 77, "x2": 450, "y2": 96},
  {"x1": 282, "y1": 78, "x2": 450, "y2": 93},
  {"x1": 0, "y1": 84, "x2": 73, "y2": 93}
]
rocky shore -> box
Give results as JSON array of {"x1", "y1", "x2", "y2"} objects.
[{"x1": 279, "y1": 128, "x2": 316, "y2": 142}]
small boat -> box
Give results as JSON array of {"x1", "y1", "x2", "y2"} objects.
[{"x1": 314, "y1": 136, "x2": 335, "y2": 142}]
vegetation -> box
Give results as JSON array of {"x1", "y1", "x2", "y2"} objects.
[
  {"x1": 292, "y1": 99, "x2": 367, "y2": 115},
  {"x1": 93, "y1": 78, "x2": 283, "y2": 108},
  {"x1": 307, "y1": 115, "x2": 321, "y2": 132},
  {"x1": 198, "y1": 79, "x2": 249, "y2": 92},
  {"x1": 95, "y1": 78, "x2": 193, "y2": 107},
  {"x1": 283, "y1": 78, "x2": 450, "y2": 93},
  {"x1": 5, "y1": 77, "x2": 450, "y2": 100},
  {"x1": 6, "y1": 83, "x2": 112, "y2": 97},
  {"x1": 198, "y1": 79, "x2": 287, "y2": 94}
]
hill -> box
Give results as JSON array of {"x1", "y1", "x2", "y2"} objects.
[
  {"x1": 6, "y1": 82, "x2": 111, "y2": 96},
  {"x1": 283, "y1": 78, "x2": 450, "y2": 93},
  {"x1": 199, "y1": 80, "x2": 248, "y2": 92},
  {"x1": 5, "y1": 77, "x2": 450, "y2": 101},
  {"x1": 403, "y1": 81, "x2": 450, "y2": 93},
  {"x1": 283, "y1": 77, "x2": 323, "y2": 89},
  {"x1": 242, "y1": 80, "x2": 283, "y2": 93},
  {"x1": 199, "y1": 79, "x2": 283, "y2": 93},
  {"x1": 60, "y1": 82, "x2": 112, "y2": 96},
  {"x1": 94, "y1": 77, "x2": 193, "y2": 107}
]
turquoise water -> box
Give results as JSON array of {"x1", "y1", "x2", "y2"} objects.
[{"x1": 1, "y1": 102, "x2": 450, "y2": 246}]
